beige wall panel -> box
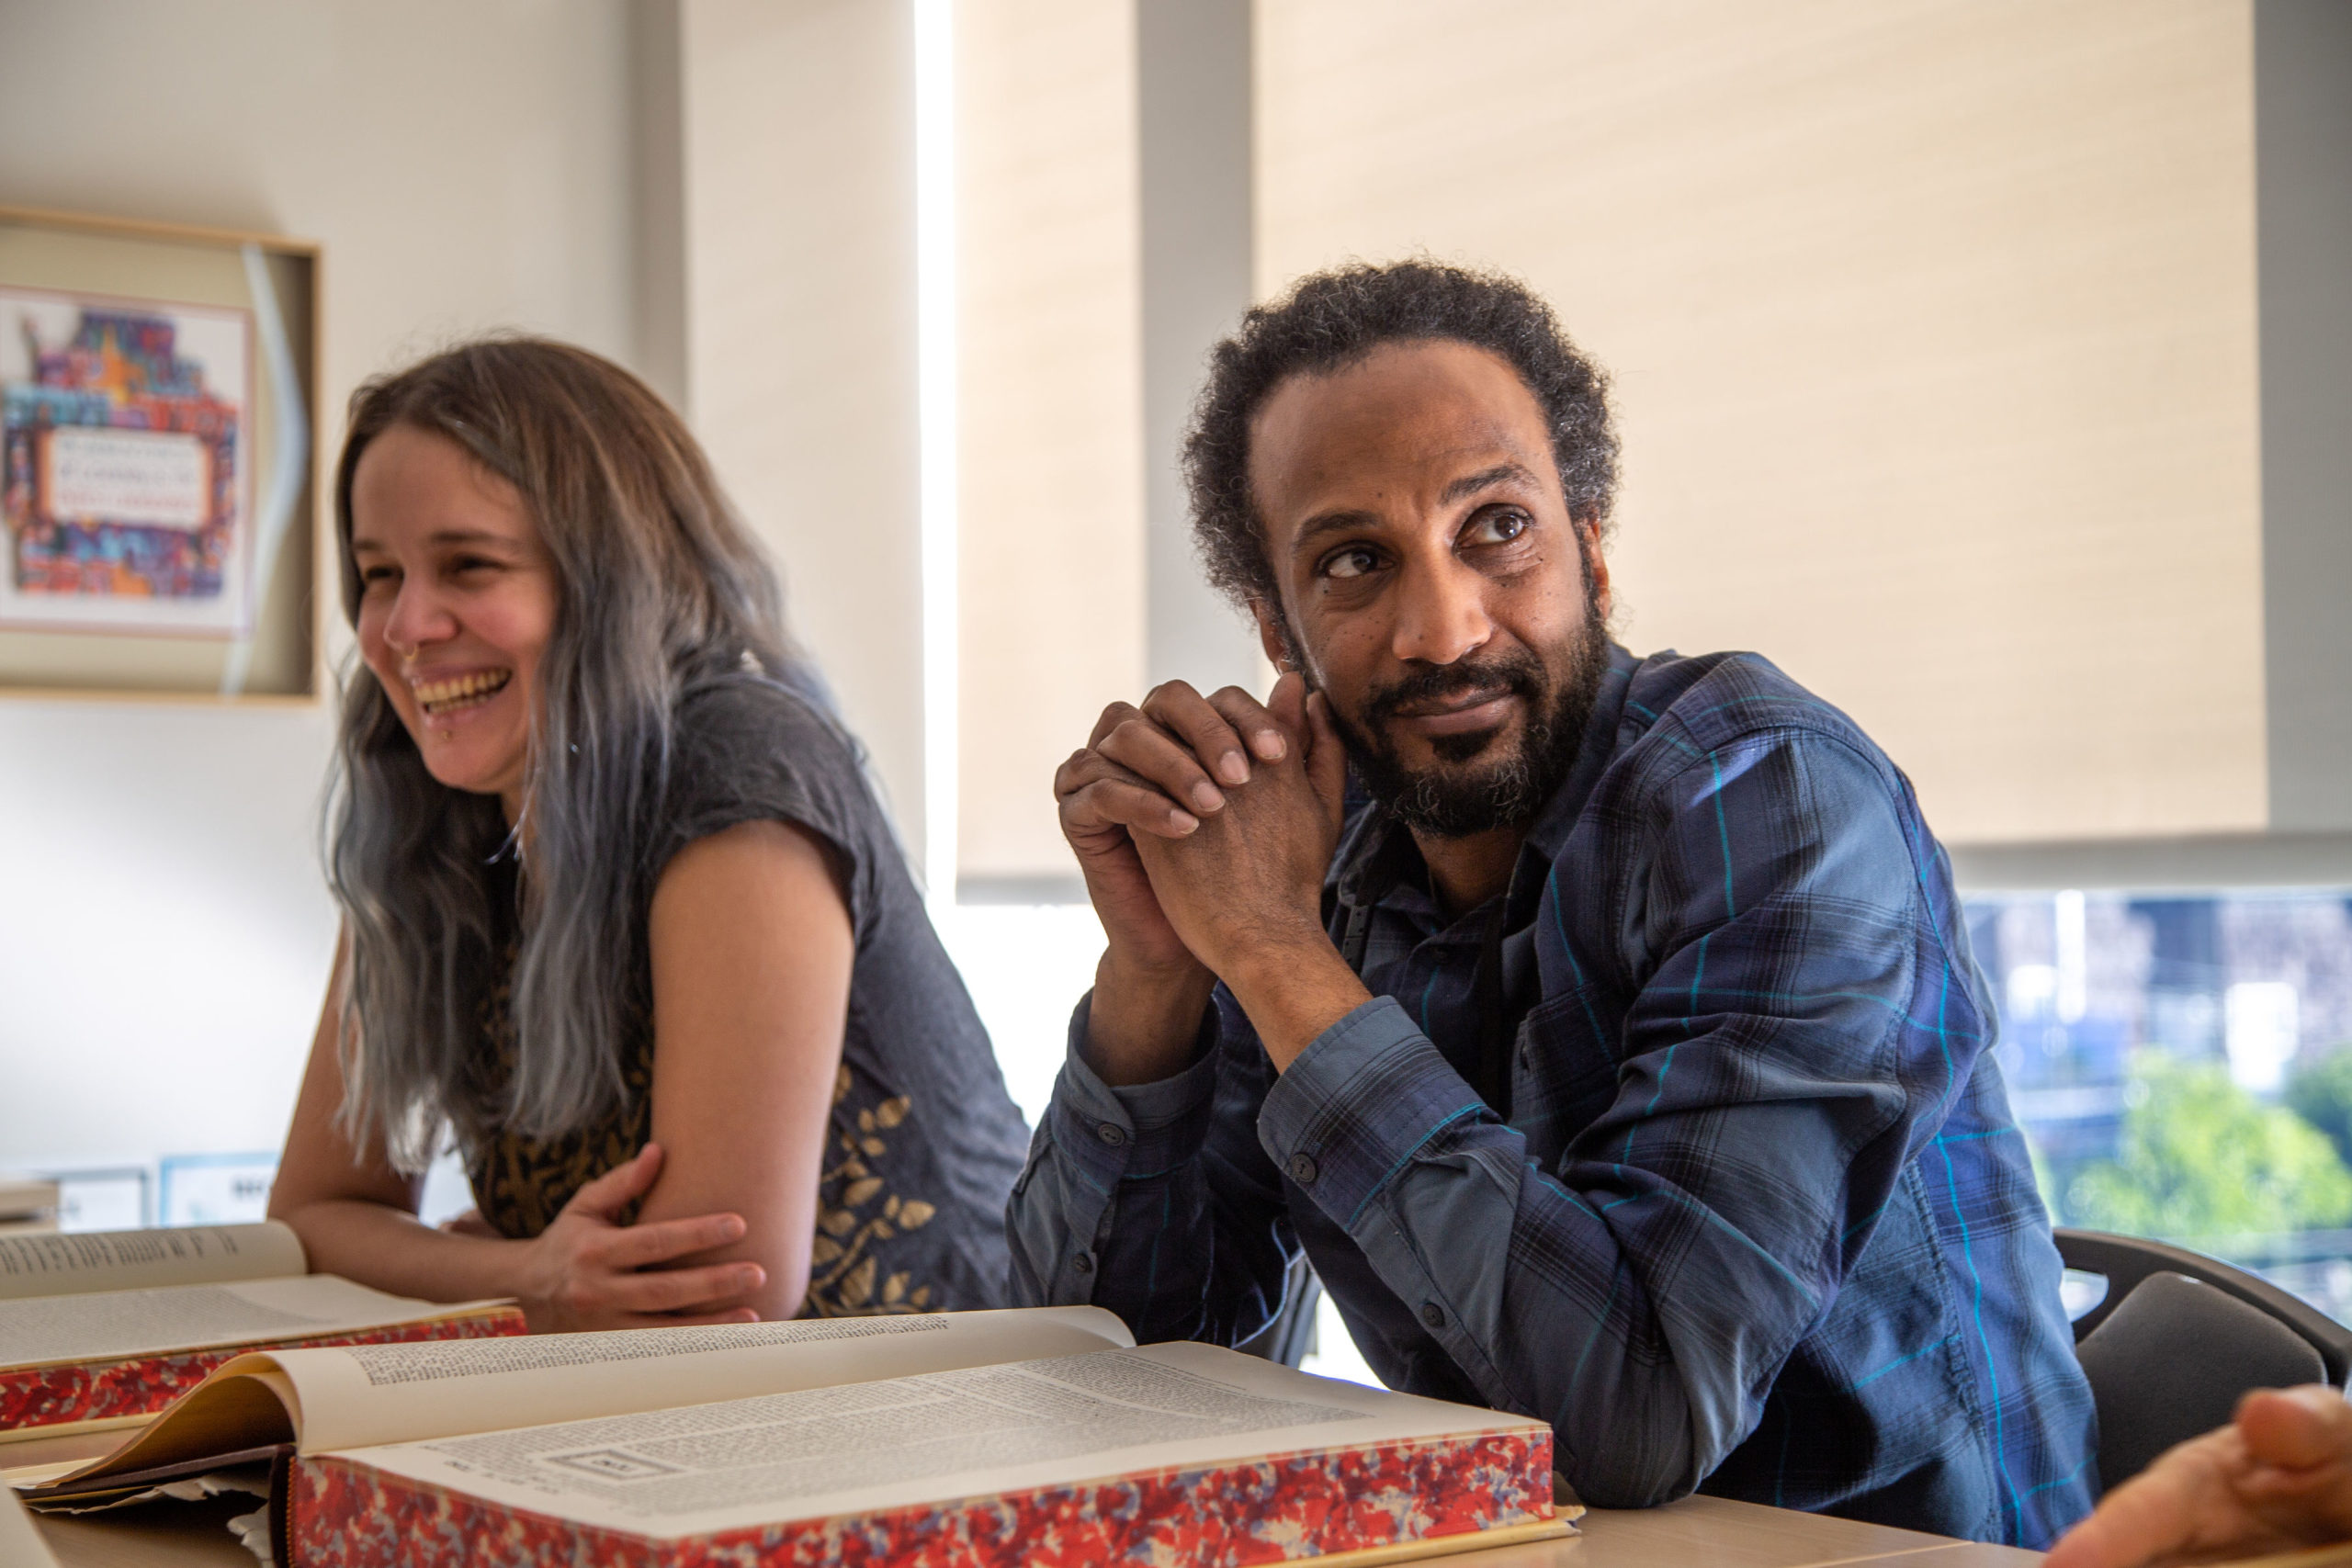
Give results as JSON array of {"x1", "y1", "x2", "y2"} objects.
[
  {"x1": 1257, "y1": 0, "x2": 2264, "y2": 844},
  {"x1": 956, "y1": 0, "x2": 1146, "y2": 880},
  {"x1": 683, "y1": 0, "x2": 931, "y2": 861}
]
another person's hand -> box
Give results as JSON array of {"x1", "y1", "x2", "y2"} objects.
[
  {"x1": 2046, "y1": 1385, "x2": 2352, "y2": 1568},
  {"x1": 516, "y1": 1143, "x2": 764, "y2": 1331}
]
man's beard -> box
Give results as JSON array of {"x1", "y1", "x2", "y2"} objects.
[{"x1": 1324, "y1": 611, "x2": 1611, "y2": 840}]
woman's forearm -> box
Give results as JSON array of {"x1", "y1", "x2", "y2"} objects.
[
  {"x1": 276, "y1": 1196, "x2": 541, "y2": 1307},
  {"x1": 276, "y1": 1145, "x2": 766, "y2": 1332}
]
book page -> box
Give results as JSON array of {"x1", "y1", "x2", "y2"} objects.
[
  {"x1": 44, "y1": 1305, "x2": 1136, "y2": 1492},
  {"x1": 0, "y1": 1273, "x2": 490, "y2": 1371},
  {"x1": 273, "y1": 1305, "x2": 1135, "y2": 1454},
  {"x1": 0, "y1": 1222, "x2": 303, "y2": 1301},
  {"x1": 348, "y1": 1343, "x2": 1549, "y2": 1541}
]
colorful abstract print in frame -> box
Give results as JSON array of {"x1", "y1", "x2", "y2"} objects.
[
  {"x1": 0, "y1": 1306, "x2": 526, "y2": 1434},
  {"x1": 2, "y1": 306, "x2": 243, "y2": 601},
  {"x1": 291, "y1": 1428, "x2": 1553, "y2": 1568}
]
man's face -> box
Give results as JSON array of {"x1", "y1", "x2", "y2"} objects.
[{"x1": 1246, "y1": 339, "x2": 1612, "y2": 839}]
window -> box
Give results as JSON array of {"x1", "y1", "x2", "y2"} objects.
[{"x1": 1966, "y1": 889, "x2": 2352, "y2": 1317}]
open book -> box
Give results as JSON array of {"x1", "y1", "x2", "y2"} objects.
[
  {"x1": 21, "y1": 1306, "x2": 1566, "y2": 1567},
  {"x1": 0, "y1": 1222, "x2": 522, "y2": 1441}
]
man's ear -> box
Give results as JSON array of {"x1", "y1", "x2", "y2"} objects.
[
  {"x1": 1250, "y1": 597, "x2": 1295, "y2": 671},
  {"x1": 1577, "y1": 516, "x2": 1613, "y2": 622}
]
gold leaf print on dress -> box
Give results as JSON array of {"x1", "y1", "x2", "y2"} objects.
[
  {"x1": 467, "y1": 940, "x2": 653, "y2": 1241},
  {"x1": 838, "y1": 1256, "x2": 876, "y2": 1310},
  {"x1": 802, "y1": 1080, "x2": 943, "y2": 1317}
]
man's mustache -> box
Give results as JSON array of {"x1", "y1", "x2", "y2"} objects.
[{"x1": 1361, "y1": 654, "x2": 1548, "y2": 727}]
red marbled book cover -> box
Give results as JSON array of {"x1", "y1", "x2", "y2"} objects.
[
  {"x1": 288, "y1": 1426, "x2": 1553, "y2": 1568},
  {"x1": 0, "y1": 1304, "x2": 526, "y2": 1435}
]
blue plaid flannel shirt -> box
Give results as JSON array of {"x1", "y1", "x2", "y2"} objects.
[{"x1": 1007, "y1": 646, "x2": 2097, "y2": 1547}]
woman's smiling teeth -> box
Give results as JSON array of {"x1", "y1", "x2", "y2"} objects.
[{"x1": 411, "y1": 669, "x2": 513, "y2": 716}]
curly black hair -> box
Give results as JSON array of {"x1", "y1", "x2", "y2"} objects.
[{"x1": 1182, "y1": 260, "x2": 1619, "y2": 612}]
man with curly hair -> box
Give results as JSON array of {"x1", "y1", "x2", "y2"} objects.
[{"x1": 1008, "y1": 261, "x2": 2095, "y2": 1546}]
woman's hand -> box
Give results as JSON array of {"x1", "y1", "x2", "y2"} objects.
[{"x1": 517, "y1": 1144, "x2": 766, "y2": 1332}]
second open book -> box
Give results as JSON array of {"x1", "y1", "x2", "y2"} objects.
[
  {"x1": 25, "y1": 1304, "x2": 1566, "y2": 1567},
  {"x1": 0, "y1": 1222, "x2": 520, "y2": 1439}
]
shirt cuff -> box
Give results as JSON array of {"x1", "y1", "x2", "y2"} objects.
[
  {"x1": 1049, "y1": 990, "x2": 1222, "y2": 1189},
  {"x1": 1256, "y1": 995, "x2": 1487, "y2": 1229}
]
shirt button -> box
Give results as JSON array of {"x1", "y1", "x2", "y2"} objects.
[
  {"x1": 1420, "y1": 1302, "x2": 1446, "y2": 1330},
  {"x1": 1096, "y1": 1122, "x2": 1127, "y2": 1146},
  {"x1": 1287, "y1": 1153, "x2": 1318, "y2": 1186},
  {"x1": 1072, "y1": 1252, "x2": 1094, "y2": 1275}
]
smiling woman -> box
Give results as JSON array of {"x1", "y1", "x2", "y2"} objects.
[
  {"x1": 347, "y1": 424, "x2": 557, "y2": 819},
  {"x1": 266, "y1": 339, "x2": 1031, "y2": 1331}
]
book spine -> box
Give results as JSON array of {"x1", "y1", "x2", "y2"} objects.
[
  {"x1": 289, "y1": 1428, "x2": 1552, "y2": 1568},
  {"x1": 0, "y1": 1306, "x2": 526, "y2": 1433}
]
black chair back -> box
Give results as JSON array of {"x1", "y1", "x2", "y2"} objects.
[{"x1": 2057, "y1": 1228, "x2": 2352, "y2": 1492}]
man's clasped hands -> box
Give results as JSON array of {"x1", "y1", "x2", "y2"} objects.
[{"x1": 1055, "y1": 671, "x2": 1378, "y2": 1087}]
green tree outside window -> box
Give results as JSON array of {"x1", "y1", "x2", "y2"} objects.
[
  {"x1": 2064, "y1": 1052, "x2": 2352, "y2": 1239},
  {"x1": 2287, "y1": 1047, "x2": 2352, "y2": 1173}
]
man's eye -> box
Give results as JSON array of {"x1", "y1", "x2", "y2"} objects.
[
  {"x1": 1322, "y1": 547, "x2": 1379, "y2": 581},
  {"x1": 1467, "y1": 509, "x2": 1530, "y2": 546}
]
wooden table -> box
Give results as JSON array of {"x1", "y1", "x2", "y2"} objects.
[{"x1": 19, "y1": 1484, "x2": 2042, "y2": 1567}]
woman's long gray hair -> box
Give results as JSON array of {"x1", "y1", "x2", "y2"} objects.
[{"x1": 327, "y1": 337, "x2": 793, "y2": 1171}]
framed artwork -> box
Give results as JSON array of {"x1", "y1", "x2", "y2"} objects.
[
  {"x1": 1, "y1": 286, "x2": 255, "y2": 635},
  {"x1": 0, "y1": 205, "x2": 320, "y2": 701}
]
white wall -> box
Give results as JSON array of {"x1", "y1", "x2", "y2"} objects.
[{"x1": 0, "y1": 0, "x2": 642, "y2": 1175}]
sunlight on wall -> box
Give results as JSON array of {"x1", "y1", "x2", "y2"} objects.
[{"x1": 933, "y1": 903, "x2": 1105, "y2": 1125}]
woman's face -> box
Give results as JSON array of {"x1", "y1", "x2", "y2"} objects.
[{"x1": 351, "y1": 424, "x2": 560, "y2": 822}]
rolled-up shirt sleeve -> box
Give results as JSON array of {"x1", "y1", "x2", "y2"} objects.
[
  {"x1": 1006, "y1": 991, "x2": 1300, "y2": 1343},
  {"x1": 1253, "y1": 731, "x2": 1951, "y2": 1507}
]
